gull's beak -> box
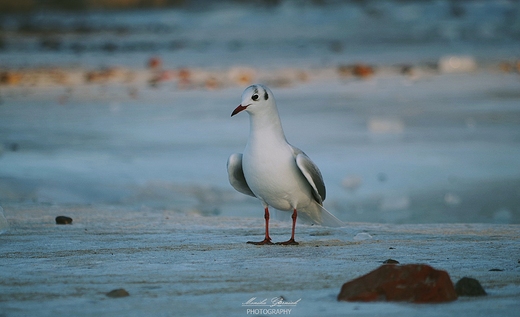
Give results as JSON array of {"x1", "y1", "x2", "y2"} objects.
[{"x1": 231, "y1": 104, "x2": 248, "y2": 117}]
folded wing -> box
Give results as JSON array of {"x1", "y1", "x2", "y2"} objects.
[
  {"x1": 227, "y1": 153, "x2": 256, "y2": 198},
  {"x1": 292, "y1": 147, "x2": 326, "y2": 205}
]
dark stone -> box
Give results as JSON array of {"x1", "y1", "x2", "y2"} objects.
[
  {"x1": 400, "y1": 65, "x2": 414, "y2": 75},
  {"x1": 55, "y1": 216, "x2": 73, "y2": 225},
  {"x1": 455, "y1": 277, "x2": 487, "y2": 296},
  {"x1": 106, "y1": 288, "x2": 130, "y2": 298},
  {"x1": 40, "y1": 38, "x2": 62, "y2": 51},
  {"x1": 102, "y1": 42, "x2": 118, "y2": 53},
  {"x1": 489, "y1": 268, "x2": 504, "y2": 272},
  {"x1": 328, "y1": 40, "x2": 343, "y2": 53},
  {"x1": 383, "y1": 259, "x2": 399, "y2": 264},
  {"x1": 337, "y1": 264, "x2": 458, "y2": 303}
]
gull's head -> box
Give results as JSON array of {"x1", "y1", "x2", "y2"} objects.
[{"x1": 231, "y1": 84, "x2": 275, "y2": 117}]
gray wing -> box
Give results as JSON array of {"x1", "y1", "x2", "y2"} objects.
[
  {"x1": 292, "y1": 147, "x2": 326, "y2": 205},
  {"x1": 227, "y1": 153, "x2": 256, "y2": 198}
]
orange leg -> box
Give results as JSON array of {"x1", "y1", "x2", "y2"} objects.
[
  {"x1": 276, "y1": 209, "x2": 299, "y2": 245},
  {"x1": 247, "y1": 207, "x2": 273, "y2": 245}
]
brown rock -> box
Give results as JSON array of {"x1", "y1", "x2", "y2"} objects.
[
  {"x1": 337, "y1": 264, "x2": 458, "y2": 303},
  {"x1": 337, "y1": 64, "x2": 375, "y2": 79},
  {"x1": 499, "y1": 62, "x2": 513, "y2": 73},
  {"x1": 177, "y1": 68, "x2": 191, "y2": 89},
  {"x1": 352, "y1": 64, "x2": 375, "y2": 78},
  {"x1": 0, "y1": 71, "x2": 23, "y2": 85},
  {"x1": 147, "y1": 56, "x2": 162, "y2": 70}
]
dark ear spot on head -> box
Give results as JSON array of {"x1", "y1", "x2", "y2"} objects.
[{"x1": 264, "y1": 90, "x2": 269, "y2": 100}]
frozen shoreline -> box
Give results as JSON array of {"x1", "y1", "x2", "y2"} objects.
[
  {"x1": 1, "y1": 69, "x2": 520, "y2": 224},
  {"x1": 0, "y1": 205, "x2": 519, "y2": 316},
  {"x1": 1, "y1": 2, "x2": 519, "y2": 315}
]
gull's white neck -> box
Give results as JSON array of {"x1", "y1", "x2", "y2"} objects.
[{"x1": 247, "y1": 106, "x2": 287, "y2": 148}]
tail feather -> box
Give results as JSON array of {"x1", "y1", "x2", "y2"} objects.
[
  {"x1": 318, "y1": 205, "x2": 345, "y2": 227},
  {"x1": 298, "y1": 202, "x2": 345, "y2": 227}
]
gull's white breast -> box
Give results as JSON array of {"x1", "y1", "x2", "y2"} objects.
[{"x1": 242, "y1": 136, "x2": 313, "y2": 211}]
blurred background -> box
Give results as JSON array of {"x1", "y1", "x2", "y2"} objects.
[{"x1": 0, "y1": 0, "x2": 519, "y2": 224}]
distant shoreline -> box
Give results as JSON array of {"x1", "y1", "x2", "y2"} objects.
[
  {"x1": 1, "y1": 0, "x2": 184, "y2": 13},
  {"x1": 1, "y1": 59, "x2": 516, "y2": 91},
  {"x1": 0, "y1": 0, "x2": 284, "y2": 13}
]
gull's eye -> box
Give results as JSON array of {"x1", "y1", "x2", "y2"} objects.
[{"x1": 252, "y1": 94, "x2": 259, "y2": 101}]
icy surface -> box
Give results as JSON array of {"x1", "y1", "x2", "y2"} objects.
[
  {"x1": 0, "y1": 2, "x2": 520, "y2": 315},
  {"x1": 0, "y1": 206, "x2": 8, "y2": 233},
  {"x1": 1, "y1": 72, "x2": 519, "y2": 223},
  {"x1": 1, "y1": 1, "x2": 519, "y2": 224},
  {"x1": 0, "y1": 205, "x2": 519, "y2": 316}
]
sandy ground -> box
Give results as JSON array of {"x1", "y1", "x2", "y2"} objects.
[{"x1": 0, "y1": 205, "x2": 519, "y2": 316}]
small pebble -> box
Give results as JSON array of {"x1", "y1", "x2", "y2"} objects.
[
  {"x1": 455, "y1": 277, "x2": 487, "y2": 296},
  {"x1": 55, "y1": 216, "x2": 73, "y2": 225},
  {"x1": 352, "y1": 64, "x2": 375, "y2": 78},
  {"x1": 489, "y1": 268, "x2": 504, "y2": 272},
  {"x1": 9, "y1": 143, "x2": 19, "y2": 152},
  {"x1": 383, "y1": 259, "x2": 399, "y2": 264},
  {"x1": 400, "y1": 64, "x2": 414, "y2": 76},
  {"x1": 353, "y1": 232, "x2": 373, "y2": 241},
  {"x1": 106, "y1": 288, "x2": 130, "y2": 298}
]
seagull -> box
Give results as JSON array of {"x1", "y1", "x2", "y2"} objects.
[{"x1": 227, "y1": 84, "x2": 344, "y2": 245}]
